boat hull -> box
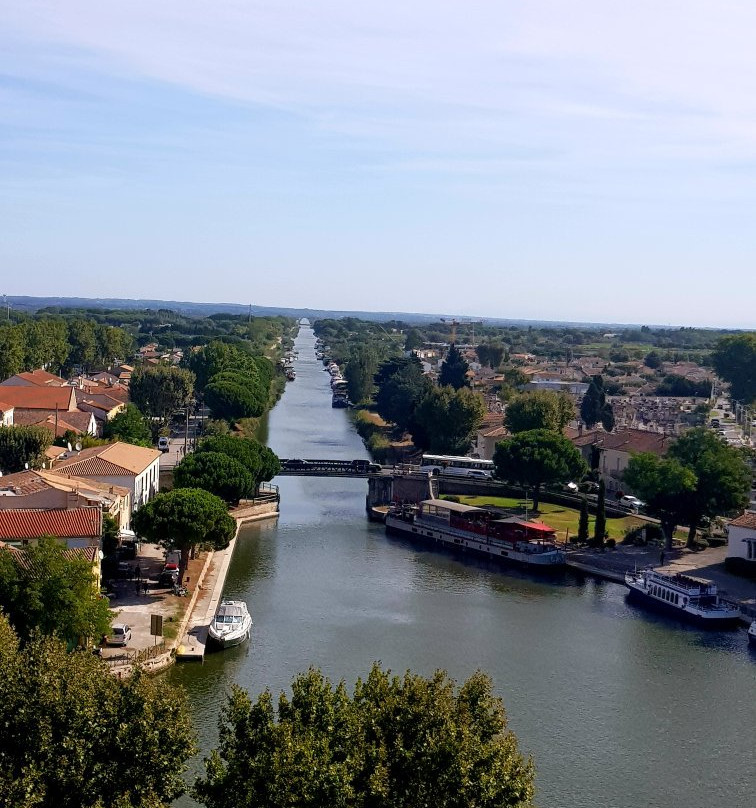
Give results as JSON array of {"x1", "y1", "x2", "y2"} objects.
[
  {"x1": 385, "y1": 516, "x2": 565, "y2": 570},
  {"x1": 207, "y1": 625, "x2": 250, "y2": 649},
  {"x1": 625, "y1": 587, "x2": 741, "y2": 628}
]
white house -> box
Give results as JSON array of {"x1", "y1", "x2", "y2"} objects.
[
  {"x1": 50, "y1": 442, "x2": 162, "y2": 512},
  {"x1": 726, "y1": 512, "x2": 756, "y2": 575}
]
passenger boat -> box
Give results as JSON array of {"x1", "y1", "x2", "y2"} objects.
[
  {"x1": 207, "y1": 600, "x2": 253, "y2": 648},
  {"x1": 624, "y1": 568, "x2": 741, "y2": 627},
  {"x1": 385, "y1": 499, "x2": 565, "y2": 569},
  {"x1": 748, "y1": 620, "x2": 756, "y2": 646}
]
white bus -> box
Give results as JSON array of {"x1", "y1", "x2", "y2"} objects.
[{"x1": 419, "y1": 454, "x2": 495, "y2": 479}]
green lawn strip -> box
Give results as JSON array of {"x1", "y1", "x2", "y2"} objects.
[{"x1": 447, "y1": 495, "x2": 645, "y2": 541}]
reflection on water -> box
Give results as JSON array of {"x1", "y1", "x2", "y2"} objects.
[{"x1": 171, "y1": 326, "x2": 755, "y2": 808}]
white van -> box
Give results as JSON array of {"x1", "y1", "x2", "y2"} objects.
[{"x1": 158, "y1": 437, "x2": 170, "y2": 453}]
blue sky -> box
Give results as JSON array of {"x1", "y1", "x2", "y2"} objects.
[{"x1": 2, "y1": 1, "x2": 755, "y2": 327}]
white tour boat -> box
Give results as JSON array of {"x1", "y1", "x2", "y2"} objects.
[
  {"x1": 624, "y1": 568, "x2": 741, "y2": 627},
  {"x1": 207, "y1": 600, "x2": 253, "y2": 649}
]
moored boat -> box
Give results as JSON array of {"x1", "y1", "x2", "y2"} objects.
[
  {"x1": 624, "y1": 568, "x2": 741, "y2": 627},
  {"x1": 207, "y1": 600, "x2": 253, "y2": 648},
  {"x1": 385, "y1": 499, "x2": 565, "y2": 569},
  {"x1": 748, "y1": 620, "x2": 756, "y2": 646}
]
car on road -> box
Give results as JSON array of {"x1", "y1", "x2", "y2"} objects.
[
  {"x1": 108, "y1": 624, "x2": 132, "y2": 646},
  {"x1": 158, "y1": 437, "x2": 170, "y2": 453},
  {"x1": 620, "y1": 495, "x2": 645, "y2": 511}
]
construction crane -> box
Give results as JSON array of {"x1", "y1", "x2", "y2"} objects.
[{"x1": 440, "y1": 318, "x2": 459, "y2": 344}]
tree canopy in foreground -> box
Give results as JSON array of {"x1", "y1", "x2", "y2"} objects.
[
  {"x1": 0, "y1": 614, "x2": 195, "y2": 808},
  {"x1": 195, "y1": 663, "x2": 534, "y2": 808}
]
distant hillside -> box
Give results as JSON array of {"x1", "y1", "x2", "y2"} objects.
[{"x1": 5, "y1": 295, "x2": 672, "y2": 329}]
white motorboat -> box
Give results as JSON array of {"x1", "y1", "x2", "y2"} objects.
[
  {"x1": 207, "y1": 600, "x2": 252, "y2": 649},
  {"x1": 748, "y1": 620, "x2": 756, "y2": 646}
]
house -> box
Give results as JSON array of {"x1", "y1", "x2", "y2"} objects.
[
  {"x1": 0, "y1": 384, "x2": 79, "y2": 414},
  {"x1": 569, "y1": 428, "x2": 670, "y2": 494},
  {"x1": 0, "y1": 507, "x2": 102, "y2": 550},
  {"x1": 14, "y1": 409, "x2": 98, "y2": 439},
  {"x1": 74, "y1": 389, "x2": 126, "y2": 425},
  {"x1": 726, "y1": 512, "x2": 756, "y2": 576},
  {"x1": 476, "y1": 425, "x2": 509, "y2": 461},
  {"x1": 50, "y1": 442, "x2": 161, "y2": 511},
  {"x1": 0, "y1": 369, "x2": 68, "y2": 387},
  {"x1": 0, "y1": 469, "x2": 131, "y2": 530},
  {"x1": 0, "y1": 401, "x2": 13, "y2": 426}
]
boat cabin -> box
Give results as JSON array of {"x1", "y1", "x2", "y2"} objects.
[
  {"x1": 489, "y1": 516, "x2": 557, "y2": 545},
  {"x1": 418, "y1": 499, "x2": 490, "y2": 536}
]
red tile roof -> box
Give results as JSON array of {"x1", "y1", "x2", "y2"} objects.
[
  {"x1": 2, "y1": 369, "x2": 68, "y2": 387},
  {"x1": 729, "y1": 512, "x2": 756, "y2": 530},
  {"x1": 0, "y1": 385, "x2": 77, "y2": 411},
  {"x1": 51, "y1": 442, "x2": 161, "y2": 476},
  {"x1": 0, "y1": 508, "x2": 101, "y2": 540}
]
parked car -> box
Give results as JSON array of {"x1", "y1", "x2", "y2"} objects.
[
  {"x1": 620, "y1": 495, "x2": 645, "y2": 511},
  {"x1": 108, "y1": 624, "x2": 132, "y2": 646},
  {"x1": 159, "y1": 569, "x2": 179, "y2": 587},
  {"x1": 564, "y1": 482, "x2": 579, "y2": 493},
  {"x1": 158, "y1": 437, "x2": 170, "y2": 453}
]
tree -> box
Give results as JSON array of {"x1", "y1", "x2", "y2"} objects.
[
  {"x1": 173, "y1": 451, "x2": 254, "y2": 504},
  {"x1": 711, "y1": 333, "x2": 756, "y2": 404},
  {"x1": 476, "y1": 342, "x2": 506, "y2": 369},
  {"x1": 374, "y1": 356, "x2": 431, "y2": 434},
  {"x1": 345, "y1": 345, "x2": 378, "y2": 405},
  {"x1": 644, "y1": 350, "x2": 662, "y2": 369},
  {"x1": 0, "y1": 614, "x2": 195, "y2": 808},
  {"x1": 0, "y1": 425, "x2": 52, "y2": 473},
  {"x1": 130, "y1": 365, "x2": 195, "y2": 424},
  {"x1": 493, "y1": 430, "x2": 587, "y2": 510},
  {"x1": 194, "y1": 663, "x2": 534, "y2": 808},
  {"x1": 65, "y1": 318, "x2": 97, "y2": 372},
  {"x1": 577, "y1": 496, "x2": 590, "y2": 543},
  {"x1": 439, "y1": 343, "x2": 470, "y2": 390},
  {"x1": 0, "y1": 536, "x2": 112, "y2": 646},
  {"x1": 580, "y1": 375, "x2": 614, "y2": 431},
  {"x1": 593, "y1": 479, "x2": 606, "y2": 547},
  {"x1": 504, "y1": 390, "x2": 574, "y2": 434},
  {"x1": 132, "y1": 488, "x2": 236, "y2": 586},
  {"x1": 196, "y1": 435, "x2": 280, "y2": 488},
  {"x1": 667, "y1": 428, "x2": 751, "y2": 546},
  {"x1": 204, "y1": 378, "x2": 266, "y2": 421},
  {"x1": 624, "y1": 453, "x2": 697, "y2": 550},
  {"x1": 404, "y1": 328, "x2": 423, "y2": 351},
  {"x1": 410, "y1": 386, "x2": 486, "y2": 455},
  {"x1": 103, "y1": 403, "x2": 153, "y2": 447}
]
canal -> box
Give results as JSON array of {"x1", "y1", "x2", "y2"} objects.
[{"x1": 172, "y1": 325, "x2": 755, "y2": 808}]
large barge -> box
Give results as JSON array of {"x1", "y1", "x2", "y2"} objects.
[{"x1": 385, "y1": 498, "x2": 565, "y2": 569}]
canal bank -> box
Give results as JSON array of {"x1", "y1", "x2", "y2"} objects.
[{"x1": 170, "y1": 324, "x2": 756, "y2": 808}]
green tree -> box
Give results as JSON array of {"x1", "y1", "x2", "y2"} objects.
[
  {"x1": 103, "y1": 403, "x2": 153, "y2": 447},
  {"x1": 194, "y1": 663, "x2": 534, "y2": 808},
  {"x1": 0, "y1": 537, "x2": 112, "y2": 646},
  {"x1": 504, "y1": 390, "x2": 574, "y2": 434},
  {"x1": 593, "y1": 480, "x2": 606, "y2": 547},
  {"x1": 0, "y1": 424, "x2": 52, "y2": 473},
  {"x1": 130, "y1": 365, "x2": 195, "y2": 424},
  {"x1": 345, "y1": 345, "x2": 378, "y2": 405},
  {"x1": 493, "y1": 430, "x2": 587, "y2": 510},
  {"x1": 476, "y1": 342, "x2": 506, "y2": 369},
  {"x1": 577, "y1": 496, "x2": 590, "y2": 543},
  {"x1": 65, "y1": 318, "x2": 97, "y2": 373},
  {"x1": 173, "y1": 451, "x2": 254, "y2": 504},
  {"x1": 711, "y1": 333, "x2": 756, "y2": 404},
  {"x1": 204, "y1": 378, "x2": 266, "y2": 421},
  {"x1": 196, "y1": 435, "x2": 280, "y2": 488},
  {"x1": 580, "y1": 375, "x2": 614, "y2": 431},
  {"x1": 404, "y1": 328, "x2": 424, "y2": 351},
  {"x1": 0, "y1": 614, "x2": 195, "y2": 808},
  {"x1": 667, "y1": 428, "x2": 751, "y2": 546},
  {"x1": 439, "y1": 343, "x2": 470, "y2": 390},
  {"x1": 132, "y1": 488, "x2": 236, "y2": 585},
  {"x1": 624, "y1": 454, "x2": 697, "y2": 550},
  {"x1": 644, "y1": 350, "x2": 662, "y2": 369},
  {"x1": 0, "y1": 325, "x2": 24, "y2": 379},
  {"x1": 410, "y1": 386, "x2": 486, "y2": 455},
  {"x1": 374, "y1": 356, "x2": 432, "y2": 434}
]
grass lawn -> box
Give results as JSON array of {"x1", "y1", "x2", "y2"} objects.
[{"x1": 446, "y1": 495, "x2": 646, "y2": 542}]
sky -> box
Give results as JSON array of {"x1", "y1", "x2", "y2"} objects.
[{"x1": 2, "y1": 1, "x2": 755, "y2": 327}]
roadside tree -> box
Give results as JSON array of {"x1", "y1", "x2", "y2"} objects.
[
  {"x1": 504, "y1": 390, "x2": 574, "y2": 434},
  {"x1": 410, "y1": 386, "x2": 486, "y2": 455},
  {"x1": 130, "y1": 365, "x2": 195, "y2": 425},
  {"x1": 493, "y1": 430, "x2": 587, "y2": 511},
  {"x1": 204, "y1": 377, "x2": 266, "y2": 422},
  {"x1": 0, "y1": 424, "x2": 52, "y2": 473},
  {"x1": 196, "y1": 435, "x2": 280, "y2": 488},
  {"x1": 374, "y1": 356, "x2": 431, "y2": 434},
  {"x1": 174, "y1": 452, "x2": 254, "y2": 505},
  {"x1": 0, "y1": 536, "x2": 112, "y2": 646},
  {"x1": 439, "y1": 343, "x2": 470, "y2": 390},
  {"x1": 345, "y1": 345, "x2": 379, "y2": 405},
  {"x1": 132, "y1": 488, "x2": 236, "y2": 586},
  {"x1": 103, "y1": 403, "x2": 153, "y2": 447},
  {"x1": 194, "y1": 662, "x2": 534, "y2": 808},
  {"x1": 0, "y1": 614, "x2": 195, "y2": 808}
]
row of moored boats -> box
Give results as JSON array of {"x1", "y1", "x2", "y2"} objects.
[{"x1": 385, "y1": 498, "x2": 754, "y2": 638}]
